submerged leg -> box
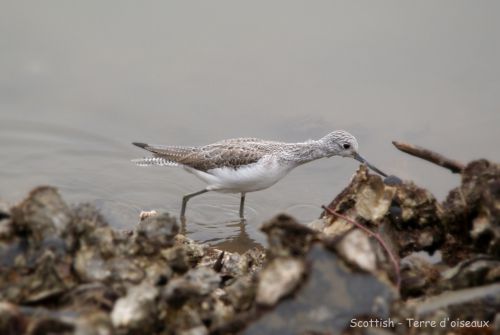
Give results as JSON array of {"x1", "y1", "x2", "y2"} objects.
[
  {"x1": 239, "y1": 193, "x2": 246, "y2": 219},
  {"x1": 181, "y1": 189, "x2": 209, "y2": 219}
]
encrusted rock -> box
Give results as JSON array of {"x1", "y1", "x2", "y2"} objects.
[
  {"x1": 246, "y1": 243, "x2": 396, "y2": 334},
  {"x1": 131, "y1": 213, "x2": 179, "y2": 255},
  {"x1": 393, "y1": 183, "x2": 440, "y2": 228},
  {"x1": 74, "y1": 311, "x2": 113, "y2": 335},
  {"x1": 334, "y1": 229, "x2": 378, "y2": 273},
  {"x1": 173, "y1": 234, "x2": 206, "y2": 266},
  {"x1": 409, "y1": 283, "x2": 500, "y2": 324},
  {"x1": 27, "y1": 316, "x2": 75, "y2": 335},
  {"x1": 438, "y1": 257, "x2": 500, "y2": 291},
  {"x1": 60, "y1": 282, "x2": 118, "y2": 311},
  {"x1": 177, "y1": 325, "x2": 208, "y2": 335},
  {"x1": 400, "y1": 254, "x2": 441, "y2": 298},
  {"x1": 256, "y1": 256, "x2": 305, "y2": 307},
  {"x1": 196, "y1": 247, "x2": 265, "y2": 287},
  {"x1": 164, "y1": 267, "x2": 221, "y2": 308},
  {"x1": 193, "y1": 290, "x2": 235, "y2": 331},
  {"x1": 0, "y1": 244, "x2": 75, "y2": 304},
  {"x1": 162, "y1": 245, "x2": 190, "y2": 274},
  {"x1": 442, "y1": 160, "x2": 500, "y2": 262},
  {"x1": 389, "y1": 182, "x2": 443, "y2": 255},
  {"x1": 242, "y1": 247, "x2": 266, "y2": 274},
  {"x1": 260, "y1": 214, "x2": 316, "y2": 257},
  {"x1": 323, "y1": 165, "x2": 443, "y2": 256},
  {"x1": 10, "y1": 186, "x2": 72, "y2": 245},
  {"x1": 355, "y1": 174, "x2": 396, "y2": 222},
  {"x1": 69, "y1": 204, "x2": 114, "y2": 255},
  {"x1": 22, "y1": 249, "x2": 75, "y2": 304},
  {"x1": 111, "y1": 281, "x2": 159, "y2": 332},
  {"x1": 1, "y1": 154, "x2": 497, "y2": 335},
  {"x1": 223, "y1": 275, "x2": 256, "y2": 312},
  {"x1": 0, "y1": 302, "x2": 26, "y2": 335},
  {"x1": 74, "y1": 246, "x2": 112, "y2": 282}
]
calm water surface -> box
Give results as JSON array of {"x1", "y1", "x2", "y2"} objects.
[{"x1": 1, "y1": 2, "x2": 499, "y2": 252}]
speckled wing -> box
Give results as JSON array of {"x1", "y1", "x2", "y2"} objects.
[
  {"x1": 178, "y1": 138, "x2": 282, "y2": 171},
  {"x1": 133, "y1": 138, "x2": 283, "y2": 171}
]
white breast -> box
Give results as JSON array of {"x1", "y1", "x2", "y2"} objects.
[{"x1": 184, "y1": 156, "x2": 294, "y2": 193}]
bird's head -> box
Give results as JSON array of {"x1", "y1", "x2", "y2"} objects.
[
  {"x1": 319, "y1": 130, "x2": 359, "y2": 157},
  {"x1": 320, "y1": 130, "x2": 387, "y2": 177}
]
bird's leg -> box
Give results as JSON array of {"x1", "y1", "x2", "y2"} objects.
[
  {"x1": 180, "y1": 216, "x2": 187, "y2": 235},
  {"x1": 181, "y1": 189, "x2": 209, "y2": 219},
  {"x1": 239, "y1": 193, "x2": 246, "y2": 219}
]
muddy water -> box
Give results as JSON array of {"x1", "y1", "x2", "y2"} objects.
[{"x1": 1, "y1": 2, "x2": 499, "y2": 252}]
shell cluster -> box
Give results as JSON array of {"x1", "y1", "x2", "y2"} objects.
[{"x1": 0, "y1": 158, "x2": 498, "y2": 334}]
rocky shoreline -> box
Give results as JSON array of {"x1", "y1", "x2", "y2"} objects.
[{"x1": 1, "y1": 159, "x2": 499, "y2": 334}]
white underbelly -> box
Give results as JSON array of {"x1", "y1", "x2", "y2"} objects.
[{"x1": 184, "y1": 158, "x2": 292, "y2": 193}]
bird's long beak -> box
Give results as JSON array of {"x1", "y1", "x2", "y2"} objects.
[{"x1": 353, "y1": 152, "x2": 388, "y2": 177}]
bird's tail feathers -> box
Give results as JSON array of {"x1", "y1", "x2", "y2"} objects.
[{"x1": 131, "y1": 157, "x2": 178, "y2": 167}]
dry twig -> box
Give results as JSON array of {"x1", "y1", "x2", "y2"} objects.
[{"x1": 392, "y1": 141, "x2": 464, "y2": 173}]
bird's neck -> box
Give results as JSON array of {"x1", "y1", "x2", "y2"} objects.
[{"x1": 280, "y1": 141, "x2": 328, "y2": 165}]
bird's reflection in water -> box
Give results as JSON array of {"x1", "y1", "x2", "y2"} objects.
[{"x1": 180, "y1": 217, "x2": 262, "y2": 254}]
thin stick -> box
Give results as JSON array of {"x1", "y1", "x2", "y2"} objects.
[
  {"x1": 322, "y1": 205, "x2": 401, "y2": 289},
  {"x1": 392, "y1": 141, "x2": 464, "y2": 173}
]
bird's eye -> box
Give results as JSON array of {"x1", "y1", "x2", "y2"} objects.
[{"x1": 343, "y1": 143, "x2": 351, "y2": 149}]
